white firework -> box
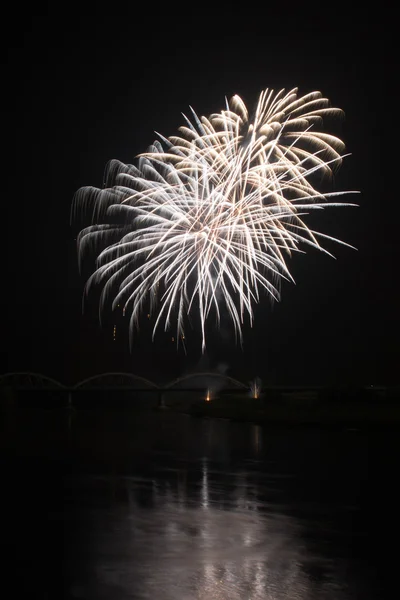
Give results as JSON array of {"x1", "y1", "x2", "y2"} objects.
[{"x1": 73, "y1": 88, "x2": 358, "y2": 349}]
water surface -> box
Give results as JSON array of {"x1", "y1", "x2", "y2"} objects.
[{"x1": 2, "y1": 410, "x2": 399, "y2": 598}]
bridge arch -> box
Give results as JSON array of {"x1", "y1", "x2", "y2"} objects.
[
  {"x1": 74, "y1": 372, "x2": 159, "y2": 390},
  {"x1": 0, "y1": 372, "x2": 66, "y2": 389},
  {"x1": 164, "y1": 372, "x2": 247, "y2": 390}
]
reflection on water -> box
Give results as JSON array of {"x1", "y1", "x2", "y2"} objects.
[
  {"x1": 61, "y1": 417, "x2": 371, "y2": 600},
  {"x1": 66, "y1": 483, "x2": 324, "y2": 599},
  {"x1": 5, "y1": 410, "x2": 396, "y2": 598}
]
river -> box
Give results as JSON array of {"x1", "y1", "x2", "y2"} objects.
[{"x1": 2, "y1": 409, "x2": 399, "y2": 598}]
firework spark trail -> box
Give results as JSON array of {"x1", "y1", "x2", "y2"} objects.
[{"x1": 73, "y1": 88, "x2": 358, "y2": 349}]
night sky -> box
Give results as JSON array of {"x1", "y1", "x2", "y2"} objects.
[{"x1": 2, "y1": 4, "x2": 394, "y2": 387}]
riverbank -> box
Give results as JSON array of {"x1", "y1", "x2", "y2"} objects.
[
  {"x1": 2, "y1": 393, "x2": 400, "y2": 444},
  {"x1": 171, "y1": 396, "x2": 400, "y2": 428}
]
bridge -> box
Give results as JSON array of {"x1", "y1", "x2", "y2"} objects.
[
  {"x1": 0, "y1": 372, "x2": 390, "y2": 409},
  {"x1": 0, "y1": 371, "x2": 250, "y2": 390},
  {"x1": 0, "y1": 371, "x2": 254, "y2": 408}
]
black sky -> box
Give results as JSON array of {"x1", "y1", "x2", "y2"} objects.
[{"x1": 2, "y1": 4, "x2": 395, "y2": 386}]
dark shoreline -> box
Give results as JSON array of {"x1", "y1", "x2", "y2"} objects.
[
  {"x1": 170, "y1": 403, "x2": 400, "y2": 430},
  {"x1": 2, "y1": 400, "x2": 400, "y2": 449}
]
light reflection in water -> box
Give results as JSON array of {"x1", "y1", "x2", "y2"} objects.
[
  {"x1": 252, "y1": 424, "x2": 262, "y2": 455},
  {"x1": 202, "y1": 457, "x2": 209, "y2": 509},
  {"x1": 68, "y1": 463, "x2": 351, "y2": 600}
]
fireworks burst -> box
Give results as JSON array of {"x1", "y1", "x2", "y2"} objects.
[{"x1": 72, "y1": 88, "x2": 358, "y2": 349}]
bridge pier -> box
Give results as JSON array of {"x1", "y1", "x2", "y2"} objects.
[{"x1": 157, "y1": 391, "x2": 166, "y2": 409}]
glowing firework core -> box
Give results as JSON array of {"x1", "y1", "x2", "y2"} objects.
[{"x1": 73, "y1": 88, "x2": 357, "y2": 349}]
